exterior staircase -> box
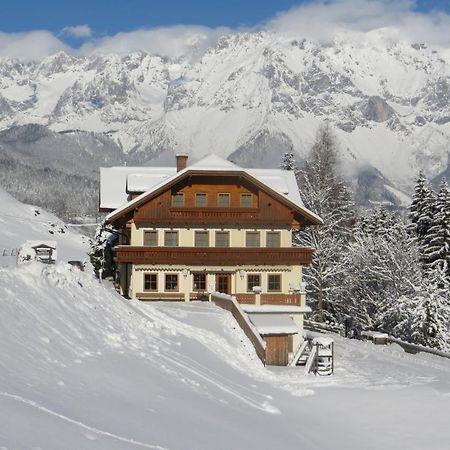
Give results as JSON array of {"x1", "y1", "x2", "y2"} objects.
[{"x1": 289, "y1": 335, "x2": 334, "y2": 376}]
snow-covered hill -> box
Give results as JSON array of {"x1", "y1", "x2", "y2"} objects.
[
  {"x1": 1, "y1": 190, "x2": 450, "y2": 448},
  {"x1": 0, "y1": 29, "x2": 449, "y2": 205},
  {"x1": 0, "y1": 187, "x2": 89, "y2": 266},
  {"x1": 1, "y1": 263, "x2": 450, "y2": 449}
]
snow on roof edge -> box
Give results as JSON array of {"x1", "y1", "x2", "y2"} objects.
[{"x1": 104, "y1": 155, "x2": 323, "y2": 225}]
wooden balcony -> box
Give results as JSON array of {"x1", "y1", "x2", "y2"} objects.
[
  {"x1": 134, "y1": 207, "x2": 294, "y2": 225},
  {"x1": 114, "y1": 246, "x2": 314, "y2": 266}
]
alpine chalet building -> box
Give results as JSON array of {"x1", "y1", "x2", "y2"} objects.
[{"x1": 100, "y1": 154, "x2": 322, "y2": 363}]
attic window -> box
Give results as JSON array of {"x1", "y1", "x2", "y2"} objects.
[
  {"x1": 172, "y1": 192, "x2": 184, "y2": 207},
  {"x1": 240, "y1": 193, "x2": 252, "y2": 208},
  {"x1": 218, "y1": 193, "x2": 230, "y2": 208},
  {"x1": 195, "y1": 193, "x2": 207, "y2": 207}
]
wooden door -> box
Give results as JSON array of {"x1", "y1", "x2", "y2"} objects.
[
  {"x1": 215, "y1": 273, "x2": 231, "y2": 294},
  {"x1": 264, "y1": 335, "x2": 289, "y2": 366}
]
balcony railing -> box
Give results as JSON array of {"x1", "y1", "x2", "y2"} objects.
[
  {"x1": 134, "y1": 207, "x2": 294, "y2": 225},
  {"x1": 114, "y1": 246, "x2": 313, "y2": 265}
]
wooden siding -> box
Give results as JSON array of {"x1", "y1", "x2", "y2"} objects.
[
  {"x1": 131, "y1": 174, "x2": 298, "y2": 227},
  {"x1": 173, "y1": 177, "x2": 258, "y2": 208},
  {"x1": 264, "y1": 336, "x2": 289, "y2": 366},
  {"x1": 114, "y1": 246, "x2": 313, "y2": 265},
  {"x1": 261, "y1": 293, "x2": 301, "y2": 306}
]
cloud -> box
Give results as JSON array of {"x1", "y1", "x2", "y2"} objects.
[
  {"x1": 0, "y1": 31, "x2": 70, "y2": 60},
  {"x1": 0, "y1": 1, "x2": 450, "y2": 61},
  {"x1": 266, "y1": 0, "x2": 450, "y2": 46},
  {"x1": 79, "y1": 25, "x2": 231, "y2": 59},
  {"x1": 60, "y1": 24, "x2": 92, "y2": 39}
]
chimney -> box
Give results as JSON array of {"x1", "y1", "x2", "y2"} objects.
[{"x1": 176, "y1": 153, "x2": 188, "y2": 172}]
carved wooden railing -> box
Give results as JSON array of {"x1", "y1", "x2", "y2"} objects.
[
  {"x1": 235, "y1": 293, "x2": 256, "y2": 304},
  {"x1": 134, "y1": 207, "x2": 296, "y2": 226},
  {"x1": 261, "y1": 293, "x2": 301, "y2": 306},
  {"x1": 114, "y1": 246, "x2": 314, "y2": 266},
  {"x1": 210, "y1": 292, "x2": 266, "y2": 365}
]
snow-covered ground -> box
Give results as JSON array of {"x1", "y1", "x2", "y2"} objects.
[
  {"x1": 1, "y1": 262, "x2": 450, "y2": 450},
  {"x1": 1, "y1": 191, "x2": 449, "y2": 449},
  {"x1": 0, "y1": 187, "x2": 89, "y2": 267}
]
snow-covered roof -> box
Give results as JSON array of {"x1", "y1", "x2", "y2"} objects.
[
  {"x1": 248, "y1": 313, "x2": 299, "y2": 335},
  {"x1": 101, "y1": 154, "x2": 322, "y2": 224},
  {"x1": 242, "y1": 305, "x2": 312, "y2": 314},
  {"x1": 100, "y1": 166, "x2": 176, "y2": 210}
]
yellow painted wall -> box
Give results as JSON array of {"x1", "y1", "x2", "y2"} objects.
[{"x1": 132, "y1": 224, "x2": 292, "y2": 248}]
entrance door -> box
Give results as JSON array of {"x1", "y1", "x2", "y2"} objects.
[{"x1": 215, "y1": 273, "x2": 231, "y2": 295}]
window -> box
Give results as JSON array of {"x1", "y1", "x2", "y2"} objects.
[
  {"x1": 246, "y1": 231, "x2": 260, "y2": 247},
  {"x1": 143, "y1": 230, "x2": 158, "y2": 246},
  {"x1": 195, "y1": 231, "x2": 209, "y2": 247},
  {"x1": 268, "y1": 274, "x2": 281, "y2": 292},
  {"x1": 164, "y1": 231, "x2": 178, "y2": 247},
  {"x1": 165, "y1": 274, "x2": 178, "y2": 291},
  {"x1": 193, "y1": 273, "x2": 206, "y2": 290},
  {"x1": 218, "y1": 193, "x2": 230, "y2": 208},
  {"x1": 144, "y1": 273, "x2": 157, "y2": 291},
  {"x1": 240, "y1": 193, "x2": 252, "y2": 208},
  {"x1": 171, "y1": 192, "x2": 184, "y2": 207},
  {"x1": 215, "y1": 231, "x2": 230, "y2": 247},
  {"x1": 266, "y1": 231, "x2": 281, "y2": 248},
  {"x1": 247, "y1": 274, "x2": 261, "y2": 292},
  {"x1": 195, "y1": 193, "x2": 207, "y2": 207}
]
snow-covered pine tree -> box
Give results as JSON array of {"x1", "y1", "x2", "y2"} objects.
[
  {"x1": 280, "y1": 151, "x2": 297, "y2": 173},
  {"x1": 90, "y1": 225, "x2": 107, "y2": 279},
  {"x1": 295, "y1": 123, "x2": 354, "y2": 323},
  {"x1": 409, "y1": 172, "x2": 437, "y2": 269},
  {"x1": 423, "y1": 180, "x2": 450, "y2": 279},
  {"x1": 410, "y1": 172, "x2": 431, "y2": 238},
  {"x1": 411, "y1": 268, "x2": 450, "y2": 350}
]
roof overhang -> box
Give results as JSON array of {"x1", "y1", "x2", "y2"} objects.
[{"x1": 105, "y1": 168, "x2": 323, "y2": 227}]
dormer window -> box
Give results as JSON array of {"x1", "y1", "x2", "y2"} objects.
[
  {"x1": 172, "y1": 192, "x2": 184, "y2": 207},
  {"x1": 195, "y1": 193, "x2": 208, "y2": 207}
]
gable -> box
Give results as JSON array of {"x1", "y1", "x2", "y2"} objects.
[{"x1": 106, "y1": 170, "x2": 322, "y2": 228}]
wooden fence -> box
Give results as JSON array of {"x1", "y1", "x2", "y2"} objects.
[
  {"x1": 210, "y1": 292, "x2": 266, "y2": 365},
  {"x1": 305, "y1": 319, "x2": 450, "y2": 361}
]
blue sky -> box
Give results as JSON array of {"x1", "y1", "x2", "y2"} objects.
[
  {"x1": 0, "y1": 0, "x2": 449, "y2": 59},
  {"x1": 1, "y1": 0, "x2": 448, "y2": 38}
]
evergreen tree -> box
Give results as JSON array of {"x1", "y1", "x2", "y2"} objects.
[
  {"x1": 296, "y1": 123, "x2": 354, "y2": 322},
  {"x1": 410, "y1": 171, "x2": 432, "y2": 240},
  {"x1": 89, "y1": 225, "x2": 116, "y2": 279},
  {"x1": 411, "y1": 268, "x2": 450, "y2": 350},
  {"x1": 280, "y1": 151, "x2": 298, "y2": 173},
  {"x1": 423, "y1": 180, "x2": 450, "y2": 279},
  {"x1": 409, "y1": 172, "x2": 437, "y2": 270}
]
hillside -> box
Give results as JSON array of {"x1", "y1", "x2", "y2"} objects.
[
  {"x1": 0, "y1": 29, "x2": 449, "y2": 213},
  {"x1": 0, "y1": 187, "x2": 89, "y2": 267},
  {"x1": 0, "y1": 191, "x2": 450, "y2": 449},
  {"x1": 1, "y1": 263, "x2": 450, "y2": 449}
]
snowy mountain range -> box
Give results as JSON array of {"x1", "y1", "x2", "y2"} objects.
[{"x1": 1, "y1": 29, "x2": 450, "y2": 211}]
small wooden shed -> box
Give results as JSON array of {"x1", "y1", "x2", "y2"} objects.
[{"x1": 248, "y1": 314, "x2": 299, "y2": 366}]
